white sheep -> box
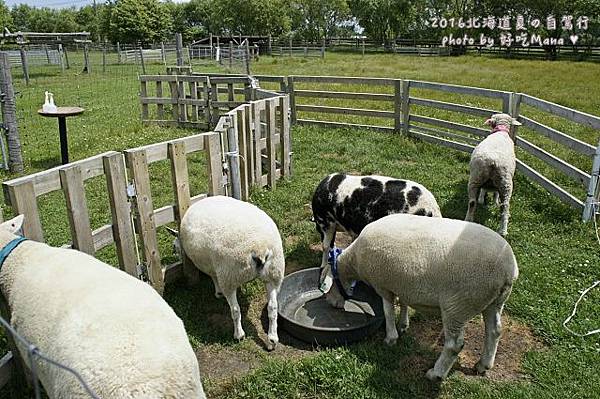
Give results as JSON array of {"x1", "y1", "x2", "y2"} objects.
[
  {"x1": 465, "y1": 113, "x2": 521, "y2": 236},
  {"x1": 177, "y1": 196, "x2": 285, "y2": 350},
  {"x1": 0, "y1": 215, "x2": 205, "y2": 398},
  {"x1": 323, "y1": 214, "x2": 518, "y2": 381}
]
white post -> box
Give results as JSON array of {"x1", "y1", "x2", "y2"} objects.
[{"x1": 583, "y1": 140, "x2": 600, "y2": 221}]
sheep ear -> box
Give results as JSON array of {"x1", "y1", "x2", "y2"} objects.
[
  {"x1": 484, "y1": 118, "x2": 494, "y2": 126},
  {"x1": 0, "y1": 215, "x2": 25, "y2": 234},
  {"x1": 264, "y1": 249, "x2": 273, "y2": 261},
  {"x1": 511, "y1": 118, "x2": 522, "y2": 126}
]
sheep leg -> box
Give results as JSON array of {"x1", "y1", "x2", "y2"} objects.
[
  {"x1": 265, "y1": 282, "x2": 279, "y2": 351},
  {"x1": 476, "y1": 302, "x2": 503, "y2": 374},
  {"x1": 477, "y1": 188, "x2": 486, "y2": 205},
  {"x1": 224, "y1": 289, "x2": 245, "y2": 341},
  {"x1": 465, "y1": 185, "x2": 479, "y2": 222},
  {"x1": 497, "y1": 184, "x2": 513, "y2": 237},
  {"x1": 378, "y1": 290, "x2": 399, "y2": 345},
  {"x1": 494, "y1": 191, "x2": 500, "y2": 206},
  {"x1": 426, "y1": 317, "x2": 465, "y2": 381},
  {"x1": 320, "y1": 225, "x2": 337, "y2": 269},
  {"x1": 211, "y1": 276, "x2": 223, "y2": 298},
  {"x1": 399, "y1": 304, "x2": 409, "y2": 333}
]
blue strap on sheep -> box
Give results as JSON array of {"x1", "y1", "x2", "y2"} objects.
[
  {"x1": 0, "y1": 236, "x2": 27, "y2": 270},
  {"x1": 327, "y1": 247, "x2": 357, "y2": 300}
]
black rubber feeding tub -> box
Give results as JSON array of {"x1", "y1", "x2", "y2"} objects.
[{"x1": 278, "y1": 267, "x2": 384, "y2": 346}]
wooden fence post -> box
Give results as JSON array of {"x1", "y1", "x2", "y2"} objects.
[
  {"x1": 245, "y1": 40, "x2": 251, "y2": 75},
  {"x1": 63, "y1": 44, "x2": 70, "y2": 69},
  {"x1": 138, "y1": 46, "x2": 146, "y2": 74},
  {"x1": 103, "y1": 153, "x2": 138, "y2": 276},
  {"x1": 236, "y1": 107, "x2": 249, "y2": 200},
  {"x1": 228, "y1": 41, "x2": 233, "y2": 69},
  {"x1": 279, "y1": 95, "x2": 292, "y2": 177},
  {"x1": 102, "y1": 41, "x2": 107, "y2": 73},
  {"x1": 288, "y1": 76, "x2": 296, "y2": 124},
  {"x1": 4, "y1": 181, "x2": 44, "y2": 242},
  {"x1": 117, "y1": 42, "x2": 121, "y2": 64},
  {"x1": 60, "y1": 165, "x2": 95, "y2": 255},
  {"x1": 44, "y1": 44, "x2": 50, "y2": 64},
  {"x1": 205, "y1": 132, "x2": 224, "y2": 196},
  {"x1": 161, "y1": 42, "x2": 166, "y2": 64},
  {"x1": 0, "y1": 53, "x2": 24, "y2": 173},
  {"x1": 168, "y1": 140, "x2": 200, "y2": 285},
  {"x1": 18, "y1": 44, "x2": 29, "y2": 85},
  {"x1": 394, "y1": 79, "x2": 402, "y2": 133},
  {"x1": 321, "y1": 38, "x2": 326, "y2": 58},
  {"x1": 509, "y1": 92, "x2": 522, "y2": 139},
  {"x1": 401, "y1": 79, "x2": 411, "y2": 135},
  {"x1": 58, "y1": 43, "x2": 65, "y2": 72},
  {"x1": 266, "y1": 99, "x2": 277, "y2": 188},
  {"x1": 125, "y1": 149, "x2": 164, "y2": 294},
  {"x1": 175, "y1": 33, "x2": 184, "y2": 66},
  {"x1": 268, "y1": 34, "x2": 272, "y2": 55},
  {"x1": 583, "y1": 140, "x2": 600, "y2": 221},
  {"x1": 289, "y1": 37, "x2": 293, "y2": 57},
  {"x1": 83, "y1": 43, "x2": 90, "y2": 73},
  {"x1": 252, "y1": 102, "x2": 262, "y2": 184}
]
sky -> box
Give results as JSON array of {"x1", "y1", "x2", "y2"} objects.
[{"x1": 4, "y1": 0, "x2": 190, "y2": 8}]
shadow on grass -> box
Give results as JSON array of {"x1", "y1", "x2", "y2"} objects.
[
  {"x1": 164, "y1": 276, "x2": 261, "y2": 347},
  {"x1": 29, "y1": 155, "x2": 62, "y2": 170},
  {"x1": 441, "y1": 177, "x2": 492, "y2": 223}
]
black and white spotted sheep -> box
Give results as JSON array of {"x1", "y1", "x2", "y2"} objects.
[{"x1": 311, "y1": 173, "x2": 442, "y2": 272}]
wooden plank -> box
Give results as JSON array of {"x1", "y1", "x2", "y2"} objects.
[
  {"x1": 4, "y1": 181, "x2": 44, "y2": 242},
  {"x1": 139, "y1": 97, "x2": 178, "y2": 105},
  {"x1": 516, "y1": 159, "x2": 584, "y2": 210},
  {"x1": 189, "y1": 81, "x2": 198, "y2": 122},
  {"x1": 411, "y1": 125, "x2": 480, "y2": 145},
  {"x1": 409, "y1": 129, "x2": 475, "y2": 153},
  {"x1": 154, "y1": 194, "x2": 207, "y2": 227},
  {"x1": 401, "y1": 80, "x2": 410, "y2": 135},
  {"x1": 410, "y1": 114, "x2": 489, "y2": 137},
  {"x1": 288, "y1": 76, "x2": 296, "y2": 124},
  {"x1": 296, "y1": 104, "x2": 395, "y2": 119},
  {"x1": 168, "y1": 140, "x2": 191, "y2": 221},
  {"x1": 59, "y1": 165, "x2": 94, "y2": 255},
  {"x1": 279, "y1": 96, "x2": 291, "y2": 178},
  {"x1": 203, "y1": 81, "x2": 211, "y2": 124},
  {"x1": 140, "y1": 81, "x2": 149, "y2": 121},
  {"x1": 192, "y1": 72, "x2": 286, "y2": 83},
  {"x1": 169, "y1": 81, "x2": 179, "y2": 123},
  {"x1": 394, "y1": 80, "x2": 401, "y2": 132},
  {"x1": 205, "y1": 132, "x2": 224, "y2": 195},
  {"x1": 266, "y1": 99, "x2": 277, "y2": 188},
  {"x1": 410, "y1": 97, "x2": 497, "y2": 117},
  {"x1": 516, "y1": 137, "x2": 590, "y2": 186},
  {"x1": 260, "y1": 169, "x2": 282, "y2": 186},
  {"x1": 90, "y1": 224, "x2": 114, "y2": 252},
  {"x1": 139, "y1": 75, "x2": 178, "y2": 82},
  {"x1": 294, "y1": 90, "x2": 394, "y2": 101},
  {"x1": 521, "y1": 94, "x2": 600, "y2": 130},
  {"x1": 237, "y1": 107, "x2": 249, "y2": 200},
  {"x1": 292, "y1": 75, "x2": 396, "y2": 85},
  {"x1": 519, "y1": 115, "x2": 596, "y2": 156},
  {"x1": 125, "y1": 149, "x2": 164, "y2": 294},
  {"x1": 410, "y1": 80, "x2": 510, "y2": 100},
  {"x1": 156, "y1": 81, "x2": 164, "y2": 119},
  {"x1": 297, "y1": 118, "x2": 395, "y2": 133},
  {"x1": 3, "y1": 152, "x2": 112, "y2": 198},
  {"x1": 252, "y1": 102, "x2": 263, "y2": 184},
  {"x1": 127, "y1": 133, "x2": 207, "y2": 164}
]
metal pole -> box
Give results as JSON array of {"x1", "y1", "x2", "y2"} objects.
[
  {"x1": 583, "y1": 140, "x2": 600, "y2": 221},
  {"x1": 229, "y1": 41, "x2": 233, "y2": 68},
  {"x1": 18, "y1": 44, "x2": 29, "y2": 85},
  {"x1": 175, "y1": 33, "x2": 184, "y2": 66},
  {"x1": 245, "y1": 40, "x2": 251, "y2": 75},
  {"x1": 226, "y1": 117, "x2": 241, "y2": 199},
  {"x1": 138, "y1": 46, "x2": 146, "y2": 74}
]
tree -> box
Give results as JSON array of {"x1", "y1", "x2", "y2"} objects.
[
  {"x1": 0, "y1": 0, "x2": 12, "y2": 31},
  {"x1": 290, "y1": 0, "x2": 350, "y2": 41},
  {"x1": 349, "y1": 0, "x2": 410, "y2": 43},
  {"x1": 109, "y1": 0, "x2": 172, "y2": 44}
]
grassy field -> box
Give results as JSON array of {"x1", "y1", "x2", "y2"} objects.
[{"x1": 1, "y1": 52, "x2": 600, "y2": 398}]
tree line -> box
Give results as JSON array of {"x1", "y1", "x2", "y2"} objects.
[{"x1": 0, "y1": 0, "x2": 598, "y2": 45}]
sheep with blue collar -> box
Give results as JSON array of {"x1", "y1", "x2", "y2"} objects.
[
  {"x1": 322, "y1": 213, "x2": 519, "y2": 381},
  {"x1": 174, "y1": 196, "x2": 285, "y2": 350},
  {"x1": 465, "y1": 113, "x2": 521, "y2": 236},
  {"x1": 0, "y1": 215, "x2": 205, "y2": 398}
]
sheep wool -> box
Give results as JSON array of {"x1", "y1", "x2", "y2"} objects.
[
  {"x1": 0, "y1": 216, "x2": 205, "y2": 399},
  {"x1": 328, "y1": 214, "x2": 518, "y2": 381},
  {"x1": 465, "y1": 113, "x2": 519, "y2": 236},
  {"x1": 179, "y1": 196, "x2": 285, "y2": 350}
]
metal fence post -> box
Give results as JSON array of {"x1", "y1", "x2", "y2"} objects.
[
  {"x1": 583, "y1": 140, "x2": 600, "y2": 221},
  {"x1": 0, "y1": 53, "x2": 24, "y2": 173},
  {"x1": 401, "y1": 80, "x2": 410, "y2": 135}
]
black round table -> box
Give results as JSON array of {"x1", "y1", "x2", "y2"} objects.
[{"x1": 38, "y1": 106, "x2": 85, "y2": 165}]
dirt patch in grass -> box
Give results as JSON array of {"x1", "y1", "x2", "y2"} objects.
[{"x1": 409, "y1": 314, "x2": 545, "y2": 381}]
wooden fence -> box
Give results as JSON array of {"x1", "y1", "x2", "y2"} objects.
[{"x1": 283, "y1": 74, "x2": 600, "y2": 220}]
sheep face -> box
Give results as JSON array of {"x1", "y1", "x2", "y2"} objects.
[{"x1": 0, "y1": 214, "x2": 25, "y2": 236}]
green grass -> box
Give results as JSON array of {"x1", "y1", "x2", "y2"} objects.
[{"x1": 1, "y1": 52, "x2": 600, "y2": 398}]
